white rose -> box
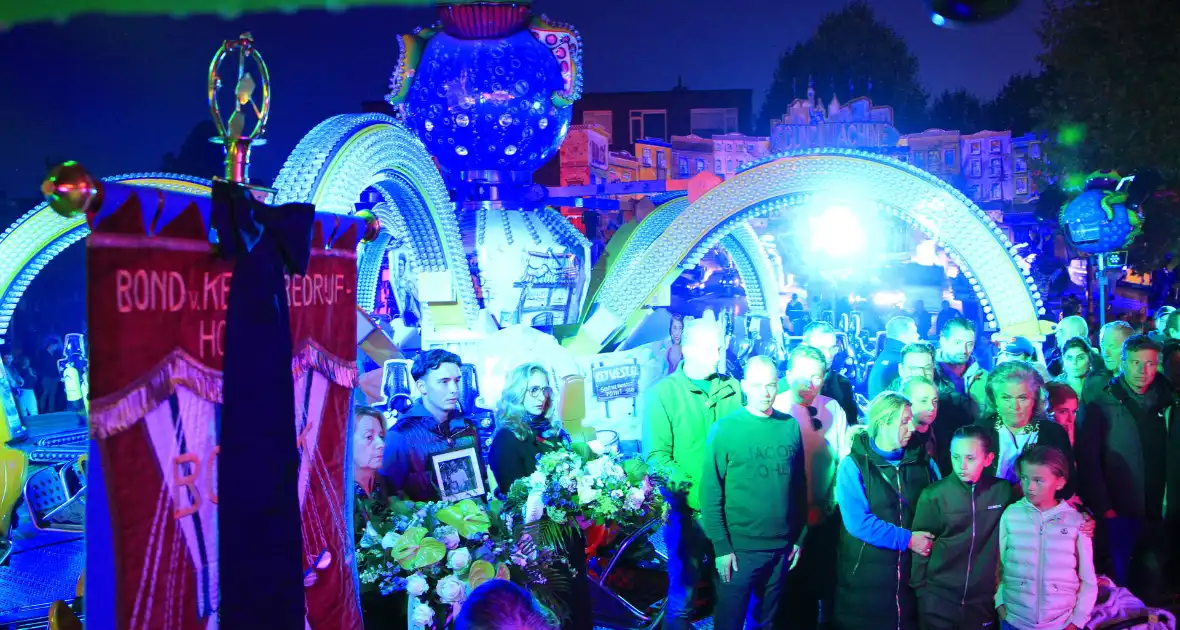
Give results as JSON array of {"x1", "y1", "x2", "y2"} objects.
[
  {"x1": 626, "y1": 487, "x2": 646, "y2": 511},
  {"x1": 527, "y1": 471, "x2": 547, "y2": 490},
  {"x1": 435, "y1": 574, "x2": 467, "y2": 605},
  {"x1": 380, "y1": 531, "x2": 399, "y2": 550},
  {"x1": 586, "y1": 457, "x2": 607, "y2": 478},
  {"x1": 576, "y1": 476, "x2": 598, "y2": 505},
  {"x1": 446, "y1": 547, "x2": 471, "y2": 571},
  {"x1": 405, "y1": 573, "x2": 429, "y2": 597},
  {"x1": 410, "y1": 602, "x2": 435, "y2": 627}
]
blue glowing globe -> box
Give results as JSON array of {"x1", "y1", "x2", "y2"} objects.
[
  {"x1": 1060, "y1": 190, "x2": 1139, "y2": 254},
  {"x1": 405, "y1": 29, "x2": 573, "y2": 176}
]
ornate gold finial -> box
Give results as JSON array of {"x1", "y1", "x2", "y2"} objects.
[{"x1": 208, "y1": 32, "x2": 271, "y2": 184}]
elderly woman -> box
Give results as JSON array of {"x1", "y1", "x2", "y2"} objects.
[
  {"x1": 976, "y1": 360, "x2": 1074, "y2": 494},
  {"x1": 488, "y1": 362, "x2": 570, "y2": 494},
  {"x1": 833, "y1": 392, "x2": 939, "y2": 630},
  {"x1": 353, "y1": 407, "x2": 387, "y2": 512},
  {"x1": 351, "y1": 406, "x2": 398, "y2": 627}
]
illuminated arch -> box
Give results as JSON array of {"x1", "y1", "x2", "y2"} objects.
[
  {"x1": 580, "y1": 149, "x2": 1043, "y2": 351},
  {"x1": 0, "y1": 173, "x2": 211, "y2": 337},
  {"x1": 593, "y1": 194, "x2": 784, "y2": 340},
  {"x1": 273, "y1": 113, "x2": 478, "y2": 327}
]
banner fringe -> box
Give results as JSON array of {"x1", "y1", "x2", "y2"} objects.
[{"x1": 90, "y1": 341, "x2": 356, "y2": 438}]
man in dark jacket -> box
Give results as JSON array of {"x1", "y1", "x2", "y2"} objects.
[
  {"x1": 867, "y1": 316, "x2": 919, "y2": 399},
  {"x1": 911, "y1": 425, "x2": 1015, "y2": 630},
  {"x1": 935, "y1": 318, "x2": 987, "y2": 447},
  {"x1": 1078, "y1": 334, "x2": 1180, "y2": 603},
  {"x1": 781, "y1": 322, "x2": 859, "y2": 424},
  {"x1": 381, "y1": 349, "x2": 481, "y2": 502},
  {"x1": 1083, "y1": 321, "x2": 1134, "y2": 402}
]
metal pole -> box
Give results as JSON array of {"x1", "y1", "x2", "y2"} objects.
[{"x1": 1097, "y1": 254, "x2": 1108, "y2": 327}]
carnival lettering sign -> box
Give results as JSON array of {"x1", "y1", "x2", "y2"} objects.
[
  {"x1": 592, "y1": 362, "x2": 640, "y2": 402},
  {"x1": 771, "y1": 122, "x2": 901, "y2": 153}
]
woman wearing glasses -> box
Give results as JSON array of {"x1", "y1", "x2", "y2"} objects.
[
  {"x1": 489, "y1": 362, "x2": 589, "y2": 629},
  {"x1": 489, "y1": 362, "x2": 570, "y2": 495}
]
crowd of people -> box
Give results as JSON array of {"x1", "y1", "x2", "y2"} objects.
[
  {"x1": 350, "y1": 300, "x2": 1180, "y2": 630},
  {"x1": 650, "y1": 304, "x2": 1180, "y2": 630}
]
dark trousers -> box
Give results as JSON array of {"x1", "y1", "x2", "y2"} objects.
[
  {"x1": 663, "y1": 508, "x2": 713, "y2": 630},
  {"x1": 713, "y1": 547, "x2": 792, "y2": 630},
  {"x1": 1107, "y1": 516, "x2": 1169, "y2": 604},
  {"x1": 781, "y1": 512, "x2": 839, "y2": 630},
  {"x1": 918, "y1": 593, "x2": 998, "y2": 630}
]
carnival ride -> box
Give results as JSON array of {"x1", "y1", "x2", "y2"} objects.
[{"x1": 0, "y1": 1, "x2": 1062, "y2": 627}]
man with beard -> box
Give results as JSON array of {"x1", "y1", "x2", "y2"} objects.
[
  {"x1": 1078, "y1": 334, "x2": 1180, "y2": 604},
  {"x1": 867, "y1": 316, "x2": 920, "y2": 399},
  {"x1": 380, "y1": 349, "x2": 481, "y2": 502},
  {"x1": 935, "y1": 318, "x2": 988, "y2": 441},
  {"x1": 781, "y1": 322, "x2": 859, "y2": 424},
  {"x1": 1084, "y1": 321, "x2": 1134, "y2": 402},
  {"x1": 644, "y1": 319, "x2": 743, "y2": 630},
  {"x1": 774, "y1": 345, "x2": 851, "y2": 629}
]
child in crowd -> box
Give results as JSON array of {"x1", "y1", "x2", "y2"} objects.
[
  {"x1": 997, "y1": 446, "x2": 1097, "y2": 630},
  {"x1": 911, "y1": 425, "x2": 1016, "y2": 630}
]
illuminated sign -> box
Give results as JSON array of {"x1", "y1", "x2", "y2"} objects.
[{"x1": 771, "y1": 122, "x2": 901, "y2": 152}]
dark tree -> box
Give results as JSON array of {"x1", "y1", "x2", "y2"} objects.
[
  {"x1": 1038, "y1": 0, "x2": 1180, "y2": 181},
  {"x1": 983, "y1": 72, "x2": 1046, "y2": 137},
  {"x1": 927, "y1": 89, "x2": 985, "y2": 133},
  {"x1": 758, "y1": 1, "x2": 929, "y2": 133},
  {"x1": 1037, "y1": 0, "x2": 1180, "y2": 270},
  {"x1": 160, "y1": 120, "x2": 226, "y2": 179}
]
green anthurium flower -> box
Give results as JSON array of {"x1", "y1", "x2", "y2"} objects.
[
  {"x1": 435, "y1": 499, "x2": 491, "y2": 538},
  {"x1": 390, "y1": 527, "x2": 446, "y2": 570}
]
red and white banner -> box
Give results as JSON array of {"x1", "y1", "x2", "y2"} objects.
[{"x1": 88, "y1": 198, "x2": 362, "y2": 630}]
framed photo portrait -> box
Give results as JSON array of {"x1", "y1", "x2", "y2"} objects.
[{"x1": 431, "y1": 447, "x2": 485, "y2": 502}]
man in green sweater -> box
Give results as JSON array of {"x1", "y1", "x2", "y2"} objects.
[
  {"x1": 643, "y1": 318, "x2": 742, "y2": 630},
  {"x1": 700, "y1": 355, "x2": 808, "y2": 630}
]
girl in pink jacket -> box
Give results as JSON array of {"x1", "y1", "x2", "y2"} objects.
[{"x1": 996, "y1": 445, "x2": 1098, "y2": 630}]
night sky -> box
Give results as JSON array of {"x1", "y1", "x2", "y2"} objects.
[{"x1": 0, "y1": 0, "x2": 1045, "y2": 200}]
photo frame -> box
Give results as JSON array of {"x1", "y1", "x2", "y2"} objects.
[{"x1": 430, "y1": 447, "x2": 486, "y2": 502}]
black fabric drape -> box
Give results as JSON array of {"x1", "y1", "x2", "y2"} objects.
[{"x1": 213, "y1": 181, "x2": 314, "y2": 629}]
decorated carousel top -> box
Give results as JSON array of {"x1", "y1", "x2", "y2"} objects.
[{"x1": 387, "y1": 1, "x2": 583, "y2": 208}]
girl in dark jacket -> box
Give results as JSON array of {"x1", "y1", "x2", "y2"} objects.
[
  {"x1": 975, "y1": 360, "x2": 1076, "y2": 498},
  {"x1": 834, "y1": 392, "x2": 939, "y2": 630}
]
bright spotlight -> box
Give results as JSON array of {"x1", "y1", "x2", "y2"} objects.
[{"x1": 810, "y1": 205, "x2": 866, "y2": 258}]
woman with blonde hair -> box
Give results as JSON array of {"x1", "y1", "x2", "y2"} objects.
[
  {"x1": 489, "y1": 362, "x2": 569, "y2": 495},
  {"x1": 489, "y1": 363, "x2": 588, "y2": 630},
  {"x1": 833, "y1": 391, "x2": 939, "y2": 630},
  {"x1": 976, "y1": 360, "x2": 1074, "y2": 492}
]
